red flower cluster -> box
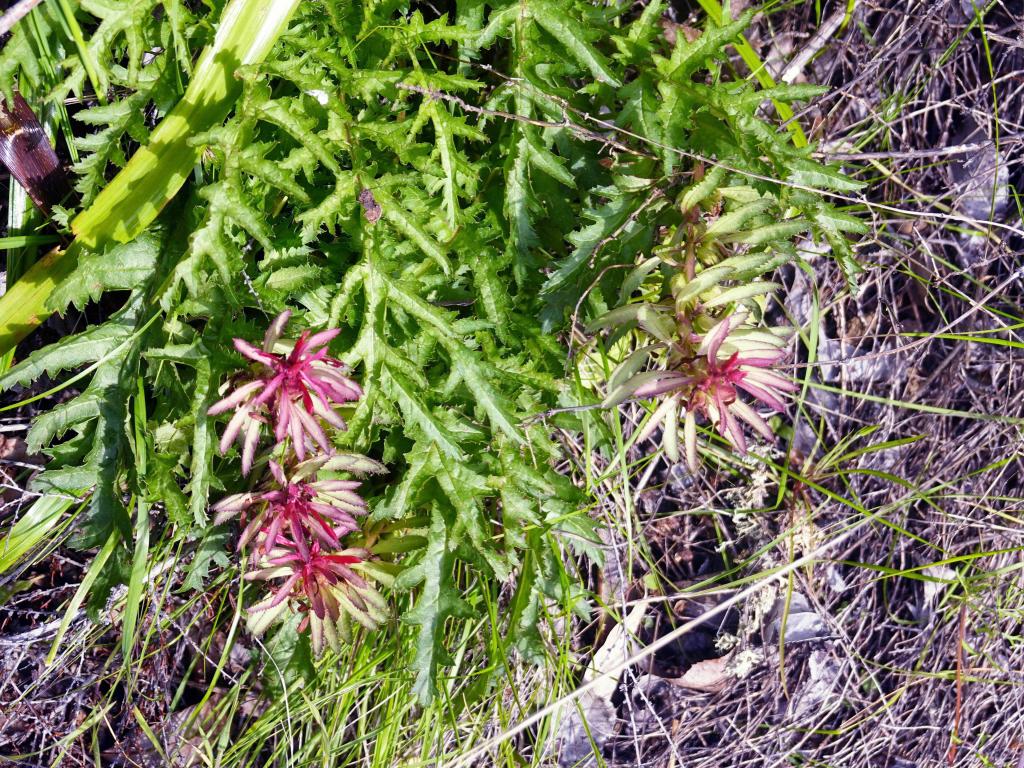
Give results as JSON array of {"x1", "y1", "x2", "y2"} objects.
[
  {"x1": 213, "y1": 456, "x2": 381, "y2": 554},
  {"x1": 208, "y1": 310, "x2": 362, "y2": 475},
  {"x1": 686, "y1": 313, "x2": 797, "y2": 454},
  {"x1": 208, "y1": 312, "x2": 387, "y2": 654},
  {"x1": 607, "y1": 310, "x2": 796, "y2": 470},
  {"x1": 246, "y1": 541, "x2": 388, "y2": 653}
]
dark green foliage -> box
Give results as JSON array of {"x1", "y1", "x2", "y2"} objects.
[{"x1": 0, "y1": 0, "x2": 862, "y2": 701}]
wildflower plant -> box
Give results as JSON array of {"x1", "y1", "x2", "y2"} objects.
[
  {"x1": 209, "y1": 315, "x2": 388, "y2": 650},
  {"x1": 598, "y1": 303, "x2": 797, "y2": 470},
  {"x1": 0, "y1": 0, "x2": 864, "y2": 717},
  {"x1": 588, "y1": 180, "x2": 827, "y2": 469}
]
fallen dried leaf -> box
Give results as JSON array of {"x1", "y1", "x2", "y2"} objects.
[{"x1": 667, "y1": 656, "x2": 730, "y2": 693}]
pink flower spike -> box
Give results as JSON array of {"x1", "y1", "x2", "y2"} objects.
[
  {"x1": 303, "y1": 328, "x2": 342, "y2": 353},
  {"x1": 209, "y1": 312, "x2": 363, "y2": 470},
  {"x1": 730, "y1": 399, "x2": 775, "y2": 441},
  {"x1": 703, "y1": 314, "x2": 739, "y2": 364},
  {"x1": 234, "y1": 338, "x2": 278, "y2": 367},
  {"x1": 219, "y1": 406, "x2": 252, "y2": 456},
  {"x1": 734, "y1": 379, "x2": 789, "y2": 413},
  {"x1": 730, "y1": 348, "x2": 785, "y2": 367},
  {"x1": 613, "y1": 311, "x2": 796, "y2": 462},
  {"x1": 242, "y1": 418, "x2": 262, "y2": 476},
  {"x1": 245, "y1": 542, "x2": 388, "y2": 654},
  {"x1": 742, "y1": 368, "x2": 799, "y2": 393},
  {"x1": 212, "y1": 457, "x2": 380, "y2": 555},
  {"x1": 208, "y1": 380, "x2": 263, "y2": 416}
]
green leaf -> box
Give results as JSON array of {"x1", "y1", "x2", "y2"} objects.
[
  {"x1": 0, "y1": 308, "x2": 138, "y2": 391},
  {"x1": 48, "y1": 233, "x2": 162, "y2": 313},
  {"x1": 680, "y1": 165, "x2": 727, "y2": 212},
  {"x1": 28, "y1": 395, "x2": 104, "y2": 453},
  {"x1": 376, "y1": 189, "x2": 453, "y2": 275},
  {"x1": 661, "y1": 9, "x2": 752, "y2": 82},
  {"x1": 505, "y1": 135, "x2": 540, "y2": 256},
  {"x1": 187, "y1": 355, "x2": 215, "y2": 527},
  {"x1": 46, "y1": 529, "x2": 121, "y2": 666},
  {"x1": 671, "y1": 264, "x2": 733, "y2": 306},
  {"x1": 703, "y1": 281, "x2": 780, "y2": 308},
  {"x1": 446, "y1": 344, "x2": 525, "y2": 444},
  {"x1": 0, "y1": 495, "x2": 78, "y2": 576},
  {"x1": 0, "y1": 0, "x2": 302, "y2": 357},
  {"x1": 529, "y1": 0, "x2": 621, "y2": 86},
  {"x1": 553, "y1": 195, "x2": 636, "y2": 294},
  {"x1": 525, "y1": 130, "x2": 575, "y2": 188},
  {"x1": 27, "y1": 296, "x2": 146, "y2": 546},
  {"x1": 721, "y1": 221, "x2": 808, "y2": 246},
  {"x1": 183, "y1": 527, "x2": 232, "y2": 590},
  {"x1": 383, "y1": 366, "x2": 466, "y2": 460},
  {"x1": 0, "y1": 243, "x2": 83, "y2": 357},
  {"x1": 374, "y1": 447, "x2": 438, "y2": 521},
  {"x1": 397, "y1": 507, "x2": 474, "y2": 704},
  {"x1": 704, "y1": 198, "x2": 774, "y2": 238},
  {"x1": 788, "y1": 157, "x2": 864, "y2": 192}
]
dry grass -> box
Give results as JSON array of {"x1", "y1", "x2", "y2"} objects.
[{"x1": 567, "y1": 2, "x2": 1024, "y2": 766}]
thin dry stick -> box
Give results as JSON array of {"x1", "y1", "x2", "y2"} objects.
[
  {"x1": 0, "y1": 0, "x2": 43, "y2": 36},
  {"x1": 948, "y1": 601, "x2": 968, "y2": 765},
  {"x1": 779, "y1": 6, "x2": 849, "y2": 85},
  {"x1": 820, "y1": 141, "x2": 993, "y2": 161}
]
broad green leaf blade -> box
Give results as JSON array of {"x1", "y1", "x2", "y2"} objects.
[
  {"x1": 447, "y1": 344, "x2": 525, "y2": 444},
  {"x1": 693, "y1": 0, "x2": 808, "y2": 147},
  {"x1": 383, "y1": 367, "x2": 466, "y2": 460},
  {"x1": 48, "y1": 233, "x2": 162, "y2": 313},
  {"x1": 529, "y1": 0, "x2": 621, "y2": 86},
  {"x1": 187, "y1": 356, "x2": 215, "y2": 526},
  {"x1": 0, "y1": 242, "x2": 81, "y2": 355}
]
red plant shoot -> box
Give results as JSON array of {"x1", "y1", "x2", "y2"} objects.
[
  {"x1": 208, "y1": 310, "x2": 362, "y2": 474},
  {"x1": 247, "y1": 541, "x2": 388, "y2": 654}
]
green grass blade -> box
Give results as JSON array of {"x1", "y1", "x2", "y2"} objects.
[
  {"x1": 0, "y1": 234, "x2": 61, "y2": 249},
  {"x1": 55, "y1": 0, "x2": 106, "y2": 105},
  {"x1": 0, "y1": 493, "x2": 79, "y2": 575},
  {"x1": 45, "y1": 528, "x2": 120, "y2": 666},
  {"x1": 123, "y1": 377, "x2": 151, "y2": 664}
]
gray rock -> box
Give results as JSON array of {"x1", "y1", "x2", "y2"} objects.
[
  {"x1": 949, "y1": 127, "x2": 1009, "y2": 223},
  {"x1": 766, "y1": 592, "x2": 830, "y2": 644}
]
